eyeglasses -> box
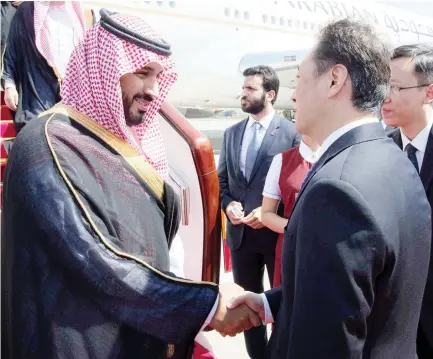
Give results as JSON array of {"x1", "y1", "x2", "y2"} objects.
[{"x1": 389, "y1": 84, "x2": 431, "y2": 93}]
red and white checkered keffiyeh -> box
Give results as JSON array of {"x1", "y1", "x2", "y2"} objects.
[
  {"x1": 34, "y1": 1, "x2": 85, "y2": 77},
  {"x1": 61, "y1": 12, "x2": 178, "y2": 178}
]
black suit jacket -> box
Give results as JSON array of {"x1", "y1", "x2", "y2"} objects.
[
  {"x1": 218, "y1": 114, "x2": 299, "y2": 250},
  {"x1": 389, "y1": 127, "x2": 433, "y2": 351},
  {"x1": 266, "y1": 123, "x2": 431, "y2": 359}
]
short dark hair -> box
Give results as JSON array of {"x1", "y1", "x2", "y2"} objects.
[
  {"x1": 243, "y1": 65, "x2": 280, "y2": 104},
  {"x1": 313, "y1": 19, "x2": 391, "y2": 114},
  {"x1": 392, "y1": 44, "x2": 433, "y2": 85}
]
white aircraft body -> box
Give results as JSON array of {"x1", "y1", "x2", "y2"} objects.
[{"x1": 85, "y1": 0, "x2": 433, "y2": 110}]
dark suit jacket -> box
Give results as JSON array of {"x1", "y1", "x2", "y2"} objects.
[
  {"x1": 266, "y1": 123, "x2": 431, "y2": 359},
  {"x1": 389, "y1": 127, "x2": 433, "y2": 351},
  {"x1": 218, "y1": 114, "x2": 299, "y2": 250}
]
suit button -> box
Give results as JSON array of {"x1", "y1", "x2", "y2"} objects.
[{"x1": 246, "y1": 189, "x2": 251, "y2": 192}]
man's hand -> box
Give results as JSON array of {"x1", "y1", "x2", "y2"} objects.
[
  {"x1": 227, "y1": 291, "x2": 266, "y2": 322},
  {"x1": 5, "y1": 87, "x2": 18, "y2": 111},
  {"x1": 226, "y1": 201, "x2": 244, "y2": 225},
  {"x1": 210, "y1": 296, "x2": 261, "y2": 337},
  {"x1": 241, "y1": 207, "x2": 264, "y2": 229}
]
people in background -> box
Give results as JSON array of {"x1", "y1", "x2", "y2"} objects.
[
  {"x1": 261, "y1": 135, "x2": 319, "y2": 288},
  {"x1": 382, "y1": 43, "x2": 433, "y2": 359},
  {"x1": 1, "y1": 1, "x2": 21, "y2": 62},
  {"x1": 1, "y1": 1, "x2": 89, "y2": 133},
  {"x1": 218, "y1": 65, "x2": 299, "y2": 359}
]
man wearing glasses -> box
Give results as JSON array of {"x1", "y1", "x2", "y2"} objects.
[{"x1": 382, "y1": 43, "x2": 433, "y2": 359}]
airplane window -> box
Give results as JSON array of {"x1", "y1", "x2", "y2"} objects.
[
  {"x1": 271, "y1": 16, "x2": 276, "y2": 24},
  {"x1": 303, "y1": 21, "x2": 308, "y2": 29},
  {"x1": 234, "y1": 9, "x2": 240, "y2": 18},
  {"x1": 262, "y1": 14, "x2": 268, "y2": 23},
  {"x1": 224, "y1": 8, "x2": 230, "y2": 17},
  {"x1": 244, "y1": 11, "x2": 250, "y2": 20},
  {"x1": 169, "y1": 1, "x2": 175, "y2": 7},
  {"x1": 280, "y1": 17, "x2": 285, "y2": 25},
  {"x1": 296, "y1": 20, "x2": 301, "y2": 28},
  {"x1": 311, "y1": 23, "x2": 315, "y2": 30},
  {"x1": 287, "y1": 19, "x2": 292, "y2": 27},
  {"x1": 156, "y1": 1, "x2": 163, "y2": 6}
]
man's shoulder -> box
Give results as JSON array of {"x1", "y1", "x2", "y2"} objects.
[
  {"x1": 343, "y1": 137, "x2": 402, "y2": 171},
  {"x1": 316, "y1": 137, "x2": 399, "y2": 185},
  {"x1": 386, "y1": 126, "x2": 399, "y2": 139},
  {"x1": 13, "y1": 111, "x2": 72, "y2": 152},
  {"x1": 12, "y1": 1, "x2": 33, "y2": 19},
  {"x1": 224, "y1": 118, "x2": 248, "y2": 135},
  {"x1": 274, "y1": 115, "x2": 298, "y2": 140},
  {"x1": 276, "y1": 115, "x2": 295, "y2": 129}
]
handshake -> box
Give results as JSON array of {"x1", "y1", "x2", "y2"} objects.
[{"x1": 208, "y1": 283, "x2": 266, "y2": 337}]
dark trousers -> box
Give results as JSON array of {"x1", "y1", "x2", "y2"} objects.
[
  {"x1": 230, "y1": 226, "x2": 277, "y2": 359},
  {"x1": 417, "y1": 325, "x2": 433, "y2": 359}
]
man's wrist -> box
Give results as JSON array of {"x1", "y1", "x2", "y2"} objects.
[
  {"x1": 4, "y1": 80, "x2": 16, "y2": 89},
  {"x1": 202, "y1": 294, "x2": 220, "y2": 331},
  {"x1": 260, "y1": 293, "x2": 274, "y2": 325}
]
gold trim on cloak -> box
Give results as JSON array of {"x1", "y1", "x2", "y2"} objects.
[
  {"x1": 39, "y1": 106, "x2": 217, "y2": 287},
  {"x1": 40, "y1": 103, "x2": 164, "y2": 199}
]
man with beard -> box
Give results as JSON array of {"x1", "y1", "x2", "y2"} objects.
[
  {"x1": 218, "y1": 65, "x2": 300, "y2": 359},
  {"x1": 1, "y1": 9, "x2": 261, "y2": 359}
]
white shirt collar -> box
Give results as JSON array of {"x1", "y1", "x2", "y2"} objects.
[
  {"x1": 400, "y1": 119, "x2": 433, "y2": 154},
  {"x1": 299, "y1": 140, "x2": 320, "y2": 164},
  {"x1": 246, "y1": 111, "x2": 275, "y2": 130},
  {"x1": 315, "y1": 117, "x2": 379, "y2": 161}
]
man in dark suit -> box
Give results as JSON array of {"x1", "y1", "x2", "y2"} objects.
[
  {"x1": 382, "y1": 43, "x2": 433, "y2": 359},
  {"x1": 228, "y1": 20, "x2": 431, "y2": 359},
  {"x1": 218, "y1": 65, "x2": 299, "y2": 359}
]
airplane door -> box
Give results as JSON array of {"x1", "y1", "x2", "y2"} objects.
[{"x1": 158, "y1": 103, "x2": 221, "y2": 283}]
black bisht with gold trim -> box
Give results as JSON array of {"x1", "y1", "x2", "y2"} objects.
[{"x1": 1, "y1": 93, "x2": 218, "y2": 359}]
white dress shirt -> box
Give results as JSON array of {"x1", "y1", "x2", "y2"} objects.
[
  {"x1": 400, "y1": 120, "x2": 433, "y2": 172},
  {"x1": 240, "y1": 111, "x2": 275, "y2": 176},
  {"x1": 263, "y1": 141, "x2": 319, "y2": 200},
  {"x1": 260, "y1": 117, "x2": 380, "y2": 324}
]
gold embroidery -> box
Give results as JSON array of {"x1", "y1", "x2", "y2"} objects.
[
  {"x1": 40, "y1": 103, "x2": 164, "y2": 199},
  {"x1": 43, "y1": 112, "x2": 217, "y2": 286}
]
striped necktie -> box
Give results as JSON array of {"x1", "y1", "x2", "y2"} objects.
[{"x1": 245, "y1": 122, "x2": 262, "y2": 181}]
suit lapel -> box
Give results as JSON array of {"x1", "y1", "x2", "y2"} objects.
[
  {"x1": 248, "y1": 115, "x2": 280, "y2": 183},
  {"x1": 389, "y1": 128, "x2": 403, "y2": 149},
  {"x1": 390, "y1": 127, "x2": 433, "y2": 190},
  {"x1": 291, "y1": 123, "x2": 386, "y2": 216},
  {"x1": 234, "y1": 119, "x2": 248, "y2": 183},
  {"x1": 420, "y1": 127, "x2": 433, "y2": 190}
]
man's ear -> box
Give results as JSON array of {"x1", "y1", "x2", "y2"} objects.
[
  {"x1": 267, "y1": 90, "x2": 276, "y2": 104},
  {"x1": 424, "y1": 84, "x2": 433, "y2": 105},
  {"x1": 327, "y1": 64, "x2": 349, "y2": 99}
]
